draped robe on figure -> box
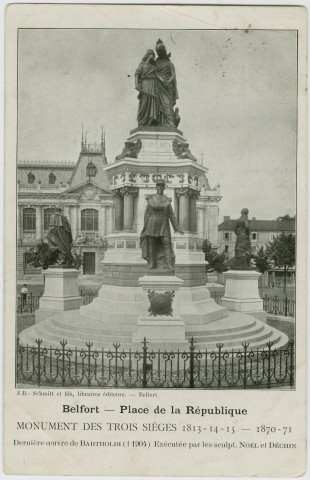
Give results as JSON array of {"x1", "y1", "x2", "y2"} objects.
[
  {"x1": 46, "y1": 212, "x2": 73, "y2": 263},
  {"x1": 234, "y1": 214, "x2": 252, "y2": 259},
  {"x1": 135, "y1": 60, "x2": 158, "y2": 127},
  {"x1": 155, "y1": 57, "x2": 178, "y2": 127},
  {"x1": 140, "y1": 194, "x2": 178, "y2": 266}
]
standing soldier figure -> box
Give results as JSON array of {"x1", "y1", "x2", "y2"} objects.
[{"x1": 140, "y1": 179, "x2": 184, "y2": 270}]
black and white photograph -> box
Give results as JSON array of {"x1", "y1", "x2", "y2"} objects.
[
  {"x1": 3, "y1": 3, "x2": 307, "y2": 478},
  {"x1": 16, "y1": 28, "x2": 297, "y2": 390}
]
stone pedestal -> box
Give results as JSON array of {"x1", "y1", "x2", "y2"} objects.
[
  {"x1": 35, "y1": 268, "x2": 82, "y2": 323},
  {"x1": 221, "y1": 270, "x2": 267, "y2": 322},
  {"x1": 132, "y1": 274, "x2": 189, "y2": 350}
]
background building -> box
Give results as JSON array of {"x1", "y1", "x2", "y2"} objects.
[
  {"x1": 218, "y1": 216, "x2": 296, "y2": 257},
  {"x1": 17, "y1": 132, "x2": 113, "y2": 277}
]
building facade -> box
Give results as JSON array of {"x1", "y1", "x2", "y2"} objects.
[
  {"x1": 197, "y1": 175, "x2": 221, "y2": 248},
  {"x1": 17, "y1": 133, "x2": 113, "y2": 277},
  {"x1": 218, "y1": 216, "x2": 296, "y2": 257}
]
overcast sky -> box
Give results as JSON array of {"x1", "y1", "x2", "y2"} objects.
[{"x1": 18, "y1": 29, "x2": 297, "y2": 220}]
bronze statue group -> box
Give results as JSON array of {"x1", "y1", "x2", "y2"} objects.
[{"x1": 135, "y1": 39, "x2": 180, "y2": 128}]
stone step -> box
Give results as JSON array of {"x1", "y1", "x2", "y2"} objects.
[
  {"x1": 79, "y1": 307, "x2": 138, "y2": 324},
  {"x1": 19, "y1": 308, "x2": 289, "y2": 353},
  {"x1": 190, "y1": 325, "x2": 287, "y2": 350},
  {"x1": 189, "y1": 328, "x2": 273, "y2": 348},
  {"x1": 186, "y1": 322, "x2": 265, "y2": 343},
  {"x1": 40, "y1": 323, "x2": 134, "y2": 343},
  {"x1": 20, "y1": 326, "x2": 134, "y2": 349},
  {"x1": 51, "y1": 317, "x2": 135, "y2": 333},
  {"x1": 186, "y1": 315, "x2": 257, "y2": 335},
  {"x1": 83, "y1": 298, "x2": 142, "y2": 311}
]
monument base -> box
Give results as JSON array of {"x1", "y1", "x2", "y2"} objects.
[
  {"x1": 35, "y1": 268, "x2": 82, "y2": 323},
  {"x1": 221, "y1": 270, "x2": 267, "y2": 322},
  {"x1": 132, "y1": 274, "x2": 188, "y2": 349},
  {"x1": 132, "y1": 320, "x2": 189, "y2": 351}
]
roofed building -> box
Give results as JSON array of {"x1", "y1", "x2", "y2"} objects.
[
  {"x1": 17, "y1": 130, "x2": 113, "y2": 277},
  {"x1": 218, "y1": 216, "x2": 296, "y2": 258}
]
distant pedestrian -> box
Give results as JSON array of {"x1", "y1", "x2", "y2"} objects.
[{"x1": 20, "y1": 284, "x2": 29, "y2": 308}]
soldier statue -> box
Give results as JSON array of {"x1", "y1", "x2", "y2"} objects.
[{"x1": 140, "y1": 179, "x2": 184, "y2": 270}]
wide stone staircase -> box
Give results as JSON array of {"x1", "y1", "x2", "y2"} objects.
[{"x1": 19, "y1": 309, "x2": 288, "y2": 352}]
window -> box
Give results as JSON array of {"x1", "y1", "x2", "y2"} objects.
[
  {"x1": 270, "y1": 233, "x2": 279, "y2": 241},
  {"x1": 86, "y1": 162, "x2": 97, "y2": 177},
  {"x1": 49, "y1": 172, "x2": 56, "y2": 184},
  {"x1": 224, "y1": 232, "x2": 231, "y2": 240},
  {"x1": 28, "y1": 172, "x2": 35, "y2": 184},
  {"x1": 251, "y1": 232, "x2": 258, "y2": 241},
  {"x1": 23, "y1": 208, "x2": 36, "y2": 232},
  {"x1": 224, "y1": 245, "x2": 229, "y2": 253},
  {"x1": 81, "y1": 209, "x2": 98, "y2": 231},
  {"x1": 44, "y1": 208, "x2": 54, "y2": 230}
]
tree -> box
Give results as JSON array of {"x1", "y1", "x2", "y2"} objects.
[
  {"x1": 276, "y1": 214, "x2": 295, "y2": 221},
  {"x1": 202, "y1": 239, "x2": 229, "y2": 273},
  {"x1": 25, "y1": 241, "x2": 83, "y2": 271},
  {"x1": 267, "y1": 233, "x2": 295, "y2": 293},
  {"x1": 252, "y1": 246, "x2": 272, "y2": 273}
]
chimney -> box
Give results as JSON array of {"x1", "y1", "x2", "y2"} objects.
[{"x1": 223, "y1": 216, "x2": 230, "y2": 222}]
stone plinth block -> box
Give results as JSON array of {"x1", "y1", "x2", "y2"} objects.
[
  {"x1": 221, "y1": 270, "x2": 267, "y2": 322},
  {"x1": 36, "y1": 268, "x2": 82, "y2": 323},
  {"x1": 132, "y1": 274, "x2": 188, "y2": 348}
]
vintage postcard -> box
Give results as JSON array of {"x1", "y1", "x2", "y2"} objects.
[{"x1": 3, "y1": 3, "x2": 307, "y2": 477}]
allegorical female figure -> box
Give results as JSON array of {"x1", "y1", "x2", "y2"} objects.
[
  {"x1": 233, "y1": 208, "x2": 252, "y2": 269},
  {"x1": 140, "y1": 179, "x2": 183, "y2": 270},
  {"x1": 135, "y1": 49, "x2": 158, "y2": 127},
  {"x1": 45, "y1": 205, "x2": 74, "y2": 266},
  {"x1": 155, "y1": 39, "x2": 178, "y2": 127}
]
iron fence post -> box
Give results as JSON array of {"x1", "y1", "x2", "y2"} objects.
[
  {"x1": 36, "y1": 339, "x2": 42, "y2": 387},
  {"x1": 289, "y1": 341, "x2": 294, "y2": 387},
  {"x1": 86, "y1": 341, "x2": 92, "y2": 387},
  {"x1": 113, "y1": 342, "x2": 120, "y2": 387},
  {"x1": 142, "y1": 338, "x2": 148, "y2": 388},
  {"x1": 242, "y1": 342, "x2": 249, "y2": 389},
  {"x1": 189, "y1": 337, "x2": 195, "y2": 388},
  {"x1": 60, "y1": 340, "x2": 67, "y2": 386},
  {"x1": 263, "y1": 295, "x2": 267, "y2": 313},
  {"x1": 284, "y1": 295, "x2": 288, "y2": 317},
  {"x1": 274, "y1": 296, "x2": 278, "y2": 316},
  {"x1": 266, "y1": 341, "x2": 273, "y2": 389},
  {"x1": 217, "y1": 343, "x2": 224, "y2": 389}
]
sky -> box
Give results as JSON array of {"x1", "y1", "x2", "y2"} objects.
[{"x1": 17, "y1": 28, "x2": 297, "y2": 220}]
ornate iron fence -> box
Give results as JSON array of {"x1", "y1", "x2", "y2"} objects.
[
  {"x1": 16, "y1": 337, "x2": 294, "y2": 389},
  {"x1": 262, "y1": 295, "x2": 295, "y2": 317},
  {"x1": 210, "y1": 293, "x2": 295, "y2": 317},
  {"x1": 17, "y1": 293, "x2": 41, "y2": 314},
  {"x1": 17, "y1": 291, "x2": 98, "y2": 313}
]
